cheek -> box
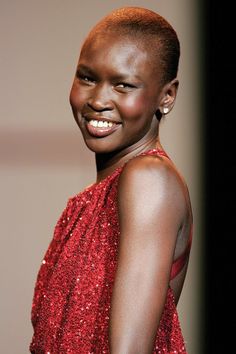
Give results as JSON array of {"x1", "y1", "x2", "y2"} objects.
[
  {"x1": 120, "y1": 94, "x2": 147, "y2": 120},
  {"x1": 69, "y1": 85, "x2": 85, "y2": 130},
  {"x1": 69, "y1": 83, "x2": 86, "y2": 112}
]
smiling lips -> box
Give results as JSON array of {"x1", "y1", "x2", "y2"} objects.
[{"x1": 85, "y1": 117, "x2": 121, "y2": 138}]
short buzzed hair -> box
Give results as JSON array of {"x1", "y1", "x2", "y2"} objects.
[{"x1": 84, "y1": 7, "x2": 180, "y2": 86}]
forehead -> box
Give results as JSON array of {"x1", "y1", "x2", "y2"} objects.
[
  {"x1": 80, "y1": 31, "x2": 154, "y2": 62},
  {"x1": 79, "y1": 32, "x2": 159, "y2": 76}
]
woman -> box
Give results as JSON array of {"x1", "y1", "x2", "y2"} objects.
[{"x1": 30, "y1": 6, "x2": 193, "y2": 353}]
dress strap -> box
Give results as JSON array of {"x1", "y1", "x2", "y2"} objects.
[
  {"x1": 170, "y1": 225, "x2": 193, "y2": 280},
  {"x1": 155, "y1": 148, "x2": 170, "y2": 159},
  {"x1": 139, "y1": 148, "x2": 170, "y2": 160}
]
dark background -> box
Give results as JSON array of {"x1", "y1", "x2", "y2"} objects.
[{"x1": 204, "y1": 2, "x2": 235, "y2": 352}]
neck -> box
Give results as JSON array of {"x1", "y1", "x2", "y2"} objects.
[{"x1": 95, "y1": 120, "x2": 163, "y2": 182}]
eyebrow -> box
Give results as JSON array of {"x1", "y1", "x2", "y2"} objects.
[
  {"x1": 77, "y1": 63, "x2": 143, "y2": 82},
  {"x1": 76, "y1": 64, "x2": 97, "y2": 77}
]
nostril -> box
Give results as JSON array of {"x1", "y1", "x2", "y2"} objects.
[
  {"x1": 87, "y1": 84, "x2": 114, "y2": 112},
  {"x1": 87, "y1": 100, "x2": 113, "y2": 112}
]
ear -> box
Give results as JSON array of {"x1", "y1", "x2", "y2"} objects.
[{"x1": 158, "y1": 78, "x2": 179, "y2": 115}]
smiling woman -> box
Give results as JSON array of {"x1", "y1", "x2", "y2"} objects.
[
  {"x1": 70, "y1": 36, "x2": 178, "y2": 182},
  {"x1": 30, "y1": 6, "x2": 193, "y2": 354},
  {"x1": 70, "y1": 36, "x2": 167, "y2": 157}
]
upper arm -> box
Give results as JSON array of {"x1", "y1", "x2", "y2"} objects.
[{"x1": 109, "y1": 156, "x2": 186, "y2": 353}]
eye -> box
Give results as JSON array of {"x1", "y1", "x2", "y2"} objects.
[
  {"x1": 115, "y1": 82, "x2": 136, "y2": 92},
  {"x1": 76, "y1": 71, "x2": 95, "y2": 84},
  {"x1": 83, "y1": 76, "x2": 94, "y2": 83}
]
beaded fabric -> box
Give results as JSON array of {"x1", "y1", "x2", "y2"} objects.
[{"x1": 30, "y1": 149, "x2": 187, "y2": 353}]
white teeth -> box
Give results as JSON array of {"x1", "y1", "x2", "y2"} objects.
[
  {"x1": 97, "y1": 121, "x2": 104, "y2": 127},
  {"x1": 89, "y1": 120, "x2": 114, "y2": 128},
  {"x1": 90, "y1": 120, "x2": 98, "y2": 127}
]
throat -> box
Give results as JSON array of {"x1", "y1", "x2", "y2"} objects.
[
  {"x1": 95, "y1": 140, "x2": 162, "y2": 183},
  {"x1": 95, "y1": 151, "x2": 125, "y2": 182},
  {"x1": 95, "y1": 119, "x2": 161, "y2": 182}
]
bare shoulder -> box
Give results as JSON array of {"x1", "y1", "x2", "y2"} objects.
[
  {"x1": 120, "y1": 153, "x2": 190, "y2": 207},
  {"x1": 117, "y1": 153, "x2": 193, "y2": 237}
]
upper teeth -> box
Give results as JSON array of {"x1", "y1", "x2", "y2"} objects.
[{"x1": 89, "y1": 120, "x2": 114, "y2": 128}]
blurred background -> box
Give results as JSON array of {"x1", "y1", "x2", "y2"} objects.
[{"x1": 0, "y1": 1, "x2": 205, "y2": 353}]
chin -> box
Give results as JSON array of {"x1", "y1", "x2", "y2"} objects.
[{"x1": 83, "y1": 139, "x2": 116, "y2": 154}]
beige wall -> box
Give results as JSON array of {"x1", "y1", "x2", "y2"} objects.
[{"x1": 0, "y1": 1, "x2": 203, "y2": 353}]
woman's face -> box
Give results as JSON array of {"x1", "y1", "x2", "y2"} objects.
[{"x1": 70, "y1": 33, "x2": 163, "y2": 154}]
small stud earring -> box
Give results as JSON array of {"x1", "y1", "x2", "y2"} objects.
[{"x1": 163, "y1": 107, "x2": 169, "y2": 114}]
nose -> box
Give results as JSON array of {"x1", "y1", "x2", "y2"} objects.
[{"x1": 87, "y1": 84, "x2": 114, "y2": 112}]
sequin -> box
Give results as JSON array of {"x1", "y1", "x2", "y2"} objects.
[{"x1": 30, "y1": 149, "x2": 188, "y2": 353}]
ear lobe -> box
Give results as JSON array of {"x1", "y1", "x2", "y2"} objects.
[{"x1": 159, "y1": 78, "x2": 179, "y2": 115}]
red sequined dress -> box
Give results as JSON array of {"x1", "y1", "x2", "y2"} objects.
[{"x1": 30, "y1": 149, "x2": 191, "y2": 353}]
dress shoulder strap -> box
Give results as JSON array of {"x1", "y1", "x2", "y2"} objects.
[
  {"x1": 139, "y1": 148, "x2": 170, "y2": 160},
  {"x1": 170, "y1": 225, "x2": 193, "y2": 280}
]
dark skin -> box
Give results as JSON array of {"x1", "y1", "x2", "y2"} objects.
[{"x1": 70, "y1": 31, "x2": 192, "y2": 354}]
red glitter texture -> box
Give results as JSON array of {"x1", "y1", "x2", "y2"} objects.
[{"x1": 30, "y1": 149, "x2": 187, "y2": 353}]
